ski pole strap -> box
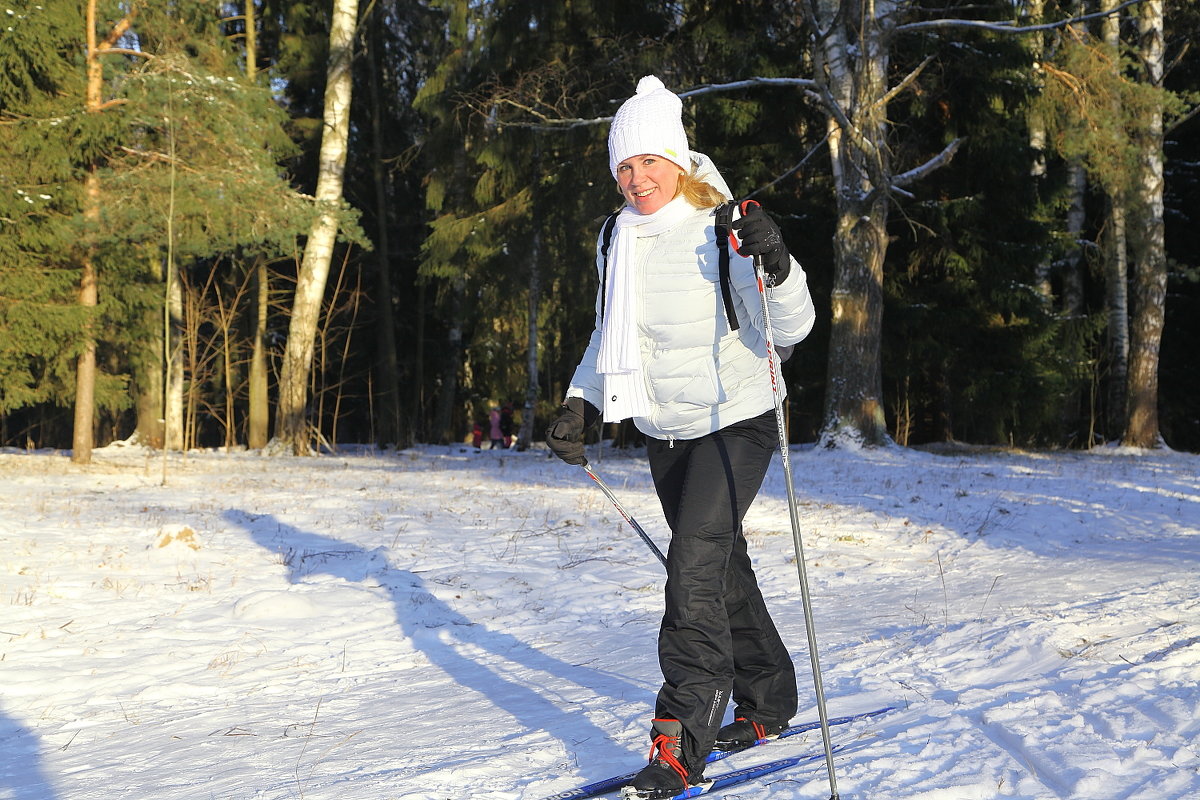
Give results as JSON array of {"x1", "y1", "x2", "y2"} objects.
[{"x1": 713, "y1": 201, "x2": 740, "y2": 331}]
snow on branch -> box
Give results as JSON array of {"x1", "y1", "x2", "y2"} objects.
[
  {"x1": 892, "y1": 137, "x2": 966, "y2": 189},
  {"x1": 676, "y1": 76, "x2": 820, "y2": 99},
  {"x1": 484, "y1": 76, "x2": 821, "y2": 130},
  {"x1": 895, "y1": 0, "x2": 1145, "y2": 35}
]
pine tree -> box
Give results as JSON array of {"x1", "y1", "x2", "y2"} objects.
[{"x1": 1, "y1": 1, "x2": 321, "y2": 452}]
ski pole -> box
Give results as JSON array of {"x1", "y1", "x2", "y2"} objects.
[
  {"x1": 581, "y1": 462, "x2": 668, "y2": 567},
  {"x1": 740, "y1": 199, "x2": 841, "y2": 800}
]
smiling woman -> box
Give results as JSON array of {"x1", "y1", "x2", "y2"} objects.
[
  {"x1": 543, "y1": 75, "x2": 819, "y2": 800},
  {"x1": 615, "y1": 155, "x2": 682, "y2": 215}
]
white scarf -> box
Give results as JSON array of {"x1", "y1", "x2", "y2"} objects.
[
  {"x1": 596, "y1": 153, "x2": 734, "y2": 423},
  {"x1": 596, "y1": 195, "x2": 696, "y2": 422}
]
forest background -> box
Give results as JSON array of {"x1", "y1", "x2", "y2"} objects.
[{"x1": 1, "y1": 0, "x2": 1198, "y2": 461}]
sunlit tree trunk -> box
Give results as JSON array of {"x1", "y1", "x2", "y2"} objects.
[
  {"x1": 165, "y1": 265, "x2": 185, "y2": 450},
  {"x1": 274, "y1": 0, "x2": 359, "y2": 454},
  {"x1": 241, "y1": 1, "x2": 271, "y2": 451},
  {"x1": 811, "y1": 0, "x2": 894, "y2": 447},
  {"x1": 248, "y1": 256, "x2": 270, "y2": 449},
  {"x1": 72, "y1": 2, "x2": 107, "y2": 464},
  {"x1": 1123, "y1": 0, "x2": 1167, "y2": 448}
]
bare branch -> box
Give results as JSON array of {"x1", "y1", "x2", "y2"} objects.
[
  {"x1": 1167, "y1": 102, "x2": 1200, "y2": 135},
  {"x1": 486, "y1": 98, "x2": 611, "y2": 130},
  {"x1": 892, "y1": 137, "x2": 966, "y2": 188},
  {"x1": 96, "y1": 47, "x2": 154, "y2": 60},
  {"x1": 745, "y1": 134, "x2": 830, "y2": 200},
  {"x1": 877, "y1": 55, "x2": 936, "y2": 111},
  {"x1": 99, "y1": 5, "x2": 140, "y2": 50},
  {"x1": 676, "y1": 76, "x2": 819, "y2": 98},
  {"x1": 896, "y1": 0, "x2": 1144, "y2": 35}
]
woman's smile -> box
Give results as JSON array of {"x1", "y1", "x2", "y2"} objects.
[{"x1": 616, "y1": 155, "x2": 681, "y2": 214}]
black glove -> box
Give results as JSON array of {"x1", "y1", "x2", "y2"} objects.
[
  {"x1": 545, "y1": 397, "x2": 601, "y2": 466},
  {"x1": 732, "y1": 204, "x2": 791, "y2": 286}
]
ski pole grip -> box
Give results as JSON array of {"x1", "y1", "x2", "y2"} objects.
[{"x1": 738, "y1": 199, "x2": 764, "y2": 270}]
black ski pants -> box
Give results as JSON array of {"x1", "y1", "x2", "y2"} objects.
[{"x1": 645, "y1": 410, "x2": 798, "y2": 772}]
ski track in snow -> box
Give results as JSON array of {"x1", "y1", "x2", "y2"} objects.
[{"x1": 0, "y1": 442, "x2": 1197, "y2": 799}]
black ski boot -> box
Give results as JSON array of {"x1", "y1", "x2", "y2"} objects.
[
  {"x1": 621, "y1": 719, "x2": 705, "y2": 800},
  {"x1": 713, "y1": 717, "x2": 784, "y2": 751}
]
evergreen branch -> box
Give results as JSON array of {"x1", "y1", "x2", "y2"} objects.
[
  {"x1": 895, "y1": 0, "x2": 1145, "y2": 35},
  {"x1": 96, "y1": 99, "x2": 129, "y2": 112},
  {"x1": 892, "y1": 137, "x2": 966, "y2": 188}
]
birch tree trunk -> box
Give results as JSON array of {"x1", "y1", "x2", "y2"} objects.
[
  {"x1": 1028, "y1": 0, "x2": 1052, "y2": 299},
  {"x1": 273, "y1": 0, "x2": 359, "y2": 455},
  {"x1": 811, "y1": 0, "x2": 895, "y2": 447},
  {"x1": 1123, "y1": 0, "x2": 1167, "y2": 447},
  {"x1": 1101, "y1": 0, "x2": 1130, "y2": 438},
  {"x1": 1104, "y1": 195, "x2": 1130, "y2": 434},
  {"x1": 165, "y1": 265, "x2": 185, "y2": 450}
]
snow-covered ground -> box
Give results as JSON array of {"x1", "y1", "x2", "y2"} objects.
[{"x1": 1, "y1": 440, "x2": 1197, "y2": 800}]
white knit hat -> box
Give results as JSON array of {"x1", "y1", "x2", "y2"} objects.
[{"x1": 607, "y1": 76, "x2": 691, "y2": 179}]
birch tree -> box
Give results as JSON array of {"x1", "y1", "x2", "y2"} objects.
[
  {"x1": 1123, "y1": 0, "x2": 1167, "y2": 447},
  {"x1": 1102, "y1": 0, "x2": 1131, "y2": 434},
  {"x1": 273, "y1": 0, "x2": 361, "y2": 455}
]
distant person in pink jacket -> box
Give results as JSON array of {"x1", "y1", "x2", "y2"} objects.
[{"x1": 488, "y1": 408, "x2": 504, "y2": 450}]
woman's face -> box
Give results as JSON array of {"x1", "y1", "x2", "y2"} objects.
[{"x1": 616, "y1": 154, "x2": 682, "y2": 215}]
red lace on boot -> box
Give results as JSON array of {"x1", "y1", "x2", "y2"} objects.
[
  {"x1": 647, "y1": 720, "x2": 690, "y2": 789},
  {"x1": 736, "y1": 717, "x2": 769, "y2": 742}
]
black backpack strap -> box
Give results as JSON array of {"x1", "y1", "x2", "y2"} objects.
[
  {"x1": 601, "y1": 205, "x2": 739, "y2": 332},
  {"x1": 713, "y1": 201, "x2": 740, "y2": 331},
  {"x1": 598, "y1": 211, "x2": 619, "y2": 319}
]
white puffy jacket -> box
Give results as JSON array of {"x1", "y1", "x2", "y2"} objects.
[{"x1": 567, "y1": 203, "x2": 816, "y2": 442}]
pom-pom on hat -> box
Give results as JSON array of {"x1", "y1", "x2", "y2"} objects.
[{"x1": 607, "y1": 76, "x2": 691, "y2": 179}]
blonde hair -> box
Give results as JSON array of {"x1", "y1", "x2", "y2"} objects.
[{"x1": 676, "y1": 164, "x2": 726, "y2": 209}]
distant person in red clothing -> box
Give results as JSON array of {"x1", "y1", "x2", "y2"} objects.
[{"x1": 500, "y1": 404, "x2": 515, "y2": 448}]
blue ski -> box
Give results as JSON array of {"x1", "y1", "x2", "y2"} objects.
[
  {"x1": 538, "y1": 705, "x2": 892, "y2": 800},
  {"x1": 660, "y1": 752, "x2": 828, "y2": 799}
]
